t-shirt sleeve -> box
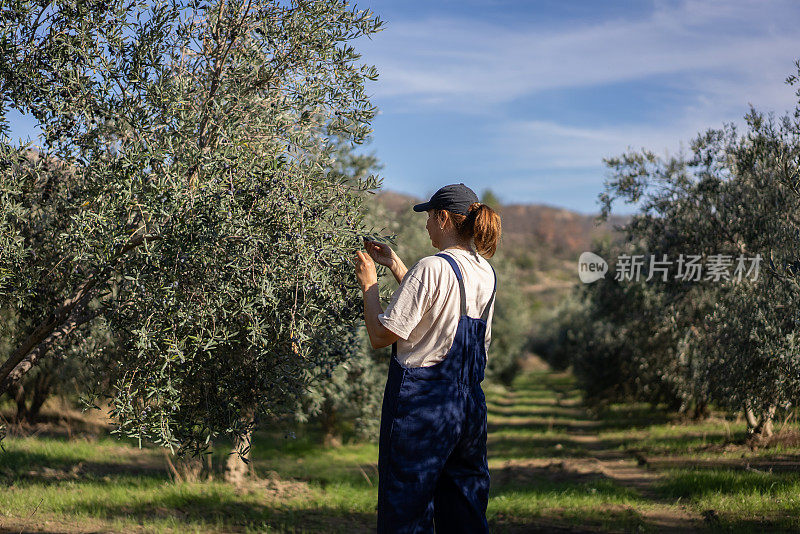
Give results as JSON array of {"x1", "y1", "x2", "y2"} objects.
[{"x1": 378, "y1": 262, "x2": 436, "y2": 340}]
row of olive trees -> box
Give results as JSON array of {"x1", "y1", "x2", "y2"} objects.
[
  {"x1": 543, "y1": 62, "x2": 800, "y2": 440},
  {"x1": 0, "y1": 0, "x2": 385, "y2": 468},
  {"x1": 0, "y1": 303, "x2": 116, "y2": 424},
  {"x1": 0, "y1": 134, "x2": 388, "y2": 467},
  {"x1": 0, "y1": 0, "x2": 537, "y2": 461},
  {"x1": 286, "y1": 143, "x2": 389, "y2": 447}
]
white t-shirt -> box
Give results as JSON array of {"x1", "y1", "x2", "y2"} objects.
[{"x1": 378, "y1": 247, "x2": 496, "y2": 368}]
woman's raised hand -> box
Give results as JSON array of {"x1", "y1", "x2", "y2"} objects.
[
  {"x1": 363, "y1": 239, "x2": 396, "y2": 269},
  {"x1": 353, "y1": 250, "x2": 377, "y2": 291}
]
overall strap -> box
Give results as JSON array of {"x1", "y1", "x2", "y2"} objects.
[
  {"x1": 435, "y1": 253, "x2": 467, "y2": 316},
  {"x1": 480, "y1": 264, "x2": 497, "y2": 322}
]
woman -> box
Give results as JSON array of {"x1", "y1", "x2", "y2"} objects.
[{"x1": 353, "y1": 183, "x2": 501, "y2": 533}]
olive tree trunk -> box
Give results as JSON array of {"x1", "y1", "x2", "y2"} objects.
[
  {"x1": 321, "y1": 399, "x2": 342, "y2": 448},
  {"x1": 224, "y1": 408, "x2": 255, "y2": 486},
  {"x1": 745, "y1": 402, "x2": 776, "y2": 440}
]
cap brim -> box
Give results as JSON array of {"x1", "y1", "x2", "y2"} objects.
[{"x1": 413, "y1": 202, "x2": 433, "y2": 212}]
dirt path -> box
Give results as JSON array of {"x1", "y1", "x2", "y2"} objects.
[
  {"x1": 569, "y1": 430, "x2": 700, "y2": 532},
  {"x1": 488, "y1": 379, "x2": 704, "y2": 533}
]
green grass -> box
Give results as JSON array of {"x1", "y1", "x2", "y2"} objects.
[
  {"x1": 483, "y1": 371, "x2": 653, "y2": 531},
  {"x1": 656, "y1": 468, "x2": 800, "y2": 532},
  {"x1": 1, "y1": 433, "x2": 377, "y2": 533},
  {"x1": 2, "y1": 368, "x2": 800, "y2": 532},
  {"x1": 3, "y1": 477, "x2": 375, "y2": 533},
  {"x1": 488, "y1": 478, "x2": 648, "y2": 532}
]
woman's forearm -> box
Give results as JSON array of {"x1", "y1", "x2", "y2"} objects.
[
  {"x1": 390, "y1": 256, "x2": 408, "y2": 284},
  {"x1": 362, "y1": 283, "x2": 395, "y2": 349}
]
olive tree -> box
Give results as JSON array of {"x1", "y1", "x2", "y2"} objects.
[
  {"x1": 291, "y1": 140, "x2": 389, "y2": 446},
  {"x1": 0, "y1": 0, "x2": 384, "y2": 457},
  {"x1": 578, "y1": 62, "x2": 800, "y2": 436}
]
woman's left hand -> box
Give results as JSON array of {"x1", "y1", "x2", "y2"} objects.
[{"x1": 354, "y1": 250, "x2": 378, "y2": 291}]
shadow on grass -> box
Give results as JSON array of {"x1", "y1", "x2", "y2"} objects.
[
  {"x1": 486, "y1": 407, "x2": 585, "y2": 419},
  {"x1": 0, "y1": 449, "x2": 169, "y2": 483},
  {"x1": 585, "y1": 405, "x2": 674, "y2": 432},
  {"x1": 67, "y1": 493, "x2": 375, "y2": 533},
  {"x1": 0, "y1": 409, "x2": 111, "y2": 440},
  {"x1": 220, "y1": 431, "x2": 378, "y2": 489},
  {"x1": 653, "y1": 468, "x2": 800, "y2": 532},
  {"x1": 701, "y1": 518, "x2": 800, "y2": 534},
  {"x1": 486, "y1": 413, "x2": 695, "y2": 456},
  {"x1": 248, "y1": 459, "x2": 376, "y2": 488},
  {"x1": 488, "y1": 434, "x2": 594, "y2": 460},
  {"x1": 490, "y1": 507, "x2": 647, "y2": 534},
  {"x1": 657, "y1": 466, "x2": 800, "y2": 499},
  {"x1": 488, "y1": 382, "x2": 673, "y2": 433},
  {"x1": 488, "y1": 419, "x2": 600, "y2": 435},
  {"x1": 490, "y1": 463, "x2": 621, "y2": 493},
  {"x1": 486, "y1": 397, "x2": 579, "y2": 409},
  {"x1": 647, "y1": 454, "x2": 800, "y2": 473},
  {"x1": 487, "y1": 464, "x2": 648, "y2": 534}
]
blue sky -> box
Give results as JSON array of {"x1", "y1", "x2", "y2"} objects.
[
  {"x1": 6, "y1": 1, "x2": 800, "y2": 215},
  {"x1": 355, "y1": 0, "x2": 800, "y2": 214}
]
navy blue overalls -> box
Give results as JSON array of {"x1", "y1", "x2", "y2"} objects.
[{"x1": 377, "y1": 252, "x2": 496, "y2": 533}]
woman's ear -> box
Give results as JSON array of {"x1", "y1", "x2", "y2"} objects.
[{"x1": 437, "y1": 210, "x2": 447, "y2": 229}]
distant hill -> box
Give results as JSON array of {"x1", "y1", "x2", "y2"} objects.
[
  {"x1": 373, "y1": 189, "x2": 631, "y2": 318},
  {"x1": 374, "y1": 190, "x2": 628, "y2": 261}
]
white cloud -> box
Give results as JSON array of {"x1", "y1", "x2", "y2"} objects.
[
  {"x1": 360, "y1": 0, "x2": 800, "y2": 114},
  {"x1": 493, "y1": 119, "x2": 700, "y2": 173},
  {"x1": 360, "y1": 0, "x2": 800, "y2": 213}
]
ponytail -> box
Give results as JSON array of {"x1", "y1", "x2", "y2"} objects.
[{"x1": 436, "y1": 202, "x2": 502, "y2": 258}]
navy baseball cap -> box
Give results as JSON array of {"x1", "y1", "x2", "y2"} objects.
[{"x1": 413, "y1": 183, "x2": 480, "y2": 216}]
